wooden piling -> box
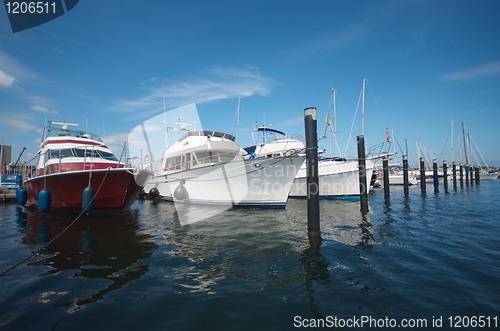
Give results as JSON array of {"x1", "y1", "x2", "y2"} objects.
[
  {"x1": 383, "y1": 157, "x2": 390, "y2": 199},
  {"x1": 475, "y1": 167, "x2": 480, "y2": 184},
  {"x1": 452, "y1": 162, "x2": 457, "y2": 190},
  {"x1": 403, "y1": 155, "x2": 409, "y2": 198},
  {"x1": 304, "y1": 107, "x2": 320, "y2": 232},
  {"x1": 357, "y1": 135, "x2": 369, "y2": 213},
  {"x1": 470, "y1": 166, "x2": 474, "y2": 186},
  {"x1": 443, "y1": 160, "x2": 448, "y2": 193},
  {"x1": 433, "y1": 159, "x2": 439, "y2": 193},
  {"x1": 419, "y1": 157, "x2": 426, "y2": 194},
  {"x1": 459, "y1": 163, "x2": 464, "y2": 187},
  {"x1": 465, "y1": 165, "x2": 469, "y2": 186}
]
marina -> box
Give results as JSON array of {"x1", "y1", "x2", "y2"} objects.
[
  {"x1": 1, "y1": 1, "x2": 500, "y2": 330},
  {"x1": 1, "y1": 180, "x2": 499, "y2": 330}
]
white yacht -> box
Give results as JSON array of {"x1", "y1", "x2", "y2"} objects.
[{"x1": 144, "y1": 129, "x2": 305, "y2": 208}]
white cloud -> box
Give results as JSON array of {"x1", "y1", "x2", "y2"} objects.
[
  {"x1": 1, "y1": 116, "x2": 37, "y2": 133},
  {"x1": 0, "y1": 50, "x2": 45, "y2": 86},
  {"x1": 441, "y1": 61, "x2": 500, "y2": 81},
  {"x1": 31, "y1": 104, "x2": 58, "y2": 114},
  {"x1": 0, "y1": 70, "x2": 15, "y2": 87},
  {"x1": 111, "y1": 66, "x2": 274, "y2": 119}
]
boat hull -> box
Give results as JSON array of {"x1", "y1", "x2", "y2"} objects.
[
  {"x1": 144, "y1": 155, "x2": 305, "y2": 208},
  {"x1": 289, "y1": 158, "x2": 376, "y2": 200},
  {"x1": 24, "y1": 168, "x2": 152, "y2": 213}
]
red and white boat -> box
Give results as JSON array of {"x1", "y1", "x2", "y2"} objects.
[{"x1": 24, "y1": 121, "x2": 152, "y2": 213}]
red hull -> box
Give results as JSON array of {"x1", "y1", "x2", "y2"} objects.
[{"x1": 25, "y1": 169, "x2": 145, "y2": 213}]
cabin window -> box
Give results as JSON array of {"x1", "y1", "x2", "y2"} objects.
[
  {"x1": 60, "y1": 149, "x2": 74, "y2": 158},
  {"x1": 48, "y1": 149, "x2": 59, "y2": 159},
  {"x1": 166, "y1": 156, "x2": 182, "y2": 171},
  {"x1": 73, "y1": 148, "x2": 100, "y2": 158},
  {"x1": 193, "y1": 151, "x2": 216, "y2": 164},
  {"x1": 98, "y1": 151, "x2": 118, "y2": 161}
]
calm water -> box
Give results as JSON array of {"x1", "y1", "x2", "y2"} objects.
[{"x1": 1, "y1": 181, "x2": 500, "y2": 330}]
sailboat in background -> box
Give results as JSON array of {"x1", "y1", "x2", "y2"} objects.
[
  {"x1": 245, "y1": 78, "x2": 392, "y2": 200},
  {"x1": 461, "y1": 122, "x2": 499, "y2": 180}
]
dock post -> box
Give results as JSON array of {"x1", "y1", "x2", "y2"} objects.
[
  {"x1": 443, "y1": 160, "x2": 448, "y2": 193},
  {"x1": 465, "y1": 164, "x2": 469, "y2": 186},
  {"x1": 304, "y1": 107, "x2": 320, "y2": 233},
  {"x1": 470, "y1": 166, "x2": 474, "y2": 186},
  {"x1": 459, "y1": 163, "x2": 464, "y2": 187},
  {"x1": 357, "y1": 135, "x2": 369, "y2": 213},
  {"x1": 419, "y1": 157, "x2": 426, "y2": 194},
  {"x1": 475, "y1": 167, "x2": 480, "y2": 184},
  {"x1": 403, "y1": 154, "x2": 409, "y2": 198},
  {"x1": 433, "y1": 159, "x2": 439, "y2": 193},
  {"x1": 382, "y1": 157, "x2": 390, "y2": 199},
  {"x1": 452, "y1": 162, "x2": 457, "y2": 190}
]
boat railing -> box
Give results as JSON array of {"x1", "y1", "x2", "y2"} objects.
[
  {"x1": 367, "y1": 141, "x2": 394, "y2": 157},
  {"x1": 181, "y1": 130, "x2": 236, "y2": 142}
]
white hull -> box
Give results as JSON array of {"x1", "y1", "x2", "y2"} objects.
[
  {"x1": 478, "y1": 172, "x2": 499, "y2": 180},
  {"x1": 388, "y1": 174, "x2": 419, "y2": 185},
  {"x1": 144, "y1": 154, "x2": 305, "y2": 208},
  {"x1": 289, "y1": 157, "x2": 377, "y2": 199}
]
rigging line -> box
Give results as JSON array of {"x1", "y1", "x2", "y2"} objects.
[
  {"x1": 438, "y1": 126, "x2": 452, "y2": 163},
  {"x1": 0, "y1": 167, "x2": 112, "y2": 277},
  {"x1": 393, "y1": 135, "x2": 405, "y2": 156},
  {"x1": 344, "y1": 89, "x2": 362, "y2": 158}
]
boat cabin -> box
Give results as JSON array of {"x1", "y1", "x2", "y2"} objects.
[{"x1": 162, "y1": 130, "x2": 241, "y2": 173}]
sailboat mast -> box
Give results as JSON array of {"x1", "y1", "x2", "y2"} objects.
[
  {"x1": 163, "y1": 97, "x2": 169, "y2": 149},
  {"x1": 450, "y1": 117, "x2": 454, "y2": 164},
  {"x1": 462, "y1": 122, "x2": 469, "y2": 165},
  {"x1": 361, "y1": 77, "x2": 366, "y2": 136},
  {"x1": 332, "y1": 88, "x2": 337, "y2": 156}
]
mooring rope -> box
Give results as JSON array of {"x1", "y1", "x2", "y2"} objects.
[{"x1": 0, "y1": 167, "x2": 112, "y2": 277}]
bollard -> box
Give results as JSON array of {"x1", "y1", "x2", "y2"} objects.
[
  {"x1": 304, "y1": 107, "x2": 320, "y2": 232},
  {"x1": 459, "y1": 163, "x2": 464, "y2": 187},
  {"x1": 357, "y1": 135, "x2": 369, "y2": 213},
  {"x1": 475, "y1": 167, "x2": 480, "y2": 184},
  {"x1": 419, "y1": 157, "x2": 426, "y2": 194},
  {"x1": 403, "y1": 155, "x2": 409, "y2": 198},
  {"x1": 383, "y1": 157, "x2": 390, "y2": 199},
  {"x1": 452, "y1": 162, "x2": 457, "y2": 190},
  {"x1": 443, "y1": 160, "x2": 448, "y2": 193},
  {"x1": 433, "y1": 159, "x2": 439, "y2": 193}
]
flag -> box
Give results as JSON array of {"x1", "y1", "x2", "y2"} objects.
[
  {"x1": 326, "y1": 114, "x2": 331, "y2": 127},
  {"x1": 385, "y1": 128, "x2": 391, "y2": 142},
  {"x1": 144, "y1": 154, "x2": 150, "y2": 162}
]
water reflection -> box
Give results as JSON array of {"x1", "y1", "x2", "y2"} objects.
[
  {"x1": 145, "y1": 201, "x2": 308, "y2": 295},
  {"x1": 301, "y1": 232, "x2": 330, "y2": 319},
  {"x1": 15, "y1": 207, "x2": 158, "y2": 311}
]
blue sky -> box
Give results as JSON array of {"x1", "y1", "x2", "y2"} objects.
[{"x1": 1, "y1": 0, "x2": 500, "y2": 168}]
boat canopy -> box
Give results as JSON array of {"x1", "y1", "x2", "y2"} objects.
[
  {"x1": 256, "y1": 127, "x2": 285, "y2": 136},
  {"x1": 46, "y1": 121, "x2": 103, "y2": 142}
]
